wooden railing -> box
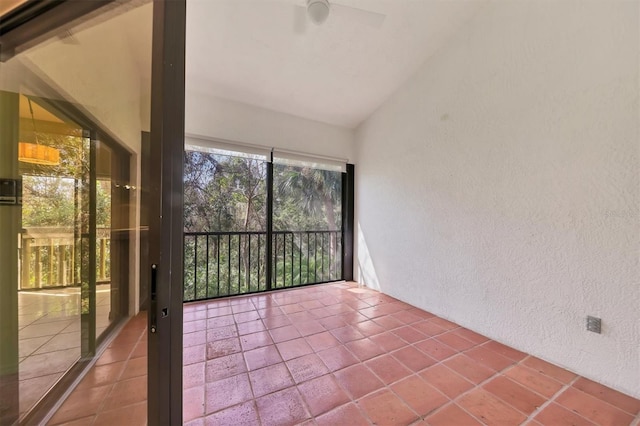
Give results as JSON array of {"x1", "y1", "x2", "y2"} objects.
[{"x1": 19, "y1": 227, "x2": 111, "y2": 290}]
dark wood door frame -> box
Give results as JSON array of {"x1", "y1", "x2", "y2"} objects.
[
  {"x1": 148, "y1": 1, "x2": 186, "y2": 424},
  {"x1": 1, "y1": 1, "x2": 187, "y2": 423},
  {"x1": 139, "y1": 131, "x2": 150, "y2": 311},
  {"x1": 0, "y1": 0, "x2": 113, "y2": 61},
  {"x1": 342, "y1": 163, "x2": 355, "y2": 281}
]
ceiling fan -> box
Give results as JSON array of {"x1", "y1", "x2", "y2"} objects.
[{"x1": 293, "y1": 0, "x2": 386, "y2": 33}]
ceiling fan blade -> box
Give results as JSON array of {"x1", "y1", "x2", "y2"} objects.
[
  {"x1": 293, "y1": 4, "x2": 307, "y2": 34},
  {"x1": 332, "y1": 3, "x2": 386, "y2": 28}
]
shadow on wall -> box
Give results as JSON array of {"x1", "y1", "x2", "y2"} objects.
[{"x1": 357, "y1": 222, "x2": 381, "y2": 291}]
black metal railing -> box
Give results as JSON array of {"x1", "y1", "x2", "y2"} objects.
[{"x1": 183, "y1": 230, "x2": 342, "y2": 302}]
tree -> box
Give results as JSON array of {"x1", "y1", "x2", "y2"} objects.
[
  {"x1": 19, "y1": 130, "x2": 113, "y2": 289},
  {"x1": 274, "y1": 164, "x2": 342, "y2": 284},
  {"x1": 274, "y1": 165, "x2": 342, "y2": 231},
  {"x1": 184, "y1": 151, "x2": 266, "y2": 232},
  {"x1": 182, "y1": 150, "x2": 344, "y2": 299},
  {"x1": 183, "y1": 151, "x2": 268, "y2": 299}
]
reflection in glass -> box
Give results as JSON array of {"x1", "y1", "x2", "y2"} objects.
[
  {"x1": 17, "y1": 95, "x2": 87, "y2": 415},
  {"x1": 0, "y1": 1, "x2": 151, "y2": 421}
]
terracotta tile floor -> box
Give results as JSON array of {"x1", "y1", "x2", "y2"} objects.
[
  {"x1": 17, "y1": 284, "x2": 112, "y2": 418},
  {"x1": 50, "y1": 282, "x2": 640, "y2": 425},
  {"x1": 47, "y1": 312, "x2": 147, "y2": 425}
]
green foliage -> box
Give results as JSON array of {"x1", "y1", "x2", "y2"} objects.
[
  {"x1": 20, "y1": 131, "x2": 111, "y2": 228},
  {"x1": 184, "y1": 151, "x2": 266, "y2": 232},
  {"x1": 20, "y1": 131, "x2": 86, "y2": 178},
  {"x1": 273, "y1": 164, "x2": 342, "y2": 231},
  {"x1": 22, "y1": 176, "x2": 75, "y2": 227},
  {"x1": 183, "y1": 234, "x2": 267, "y2": 301},
  {"x1": 20, "y1": 131, "x2": 113, "y2": 288},
  {"x1": 22, "y1": 176, "x2": 110, "y2": 228},
  {"x1": 183, "y1": 150, "x2": 344, "y2": 300}
]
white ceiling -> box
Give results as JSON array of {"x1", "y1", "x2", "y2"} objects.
[{"x1": 186, "y1": 0, "x2": 486, "y2": 129}]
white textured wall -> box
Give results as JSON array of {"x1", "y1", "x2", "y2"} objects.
[
  {"x1": 185, "y1": 92, "x2": 355, "y2": 161},
  {"x1": 355, "y1": 0, "x2": 639, "y2": 397}
]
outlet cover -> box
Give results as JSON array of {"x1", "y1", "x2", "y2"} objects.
[{"x1": 587, "y1": 316, "x2": 601, "y2": 334}]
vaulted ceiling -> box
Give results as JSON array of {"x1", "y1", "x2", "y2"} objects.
[
  {"x1": 4, "y1": 0, "x2": 487, "y2": 132},
  {"x1": 186, "y1": 0, "x2": 487, "y2": 129}
]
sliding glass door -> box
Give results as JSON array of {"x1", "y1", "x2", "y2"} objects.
[
  {"x1": 95, "y1": 140, "x2": 131, "y2": 342},
  {"x1": 272, "y1": 157, "x2": 344, "y2": 288},
  {"x1": 0, "y1": 2, "x2": 151, "y2": 422},
  {"x1": 183, "y1": 148, "x2": 268, "y2": 300},
  {"x1": 0, "y1": 91, "x2": 134, "y2": 422}
]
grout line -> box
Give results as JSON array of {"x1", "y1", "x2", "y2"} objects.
[
  {"x1": 419, "y1": 354, "x2": 526, "y2": 424},
  {"x1": 217, "y1": 287, "x2": 443, "y2": 424},
  {"x1": 43, "y1": 314, "x2": 143, "y2": 426},
  {"x1": 236, "y1": 312, "x2": 264, "y2": 426},
  {"x1": 91, "y1": 317, "x2": 148, "y2": 423},
  {"x1": 523, "y1": 374, "x2": 582, "y2": 424},
  {"x1": 194, "y1": 284, "x2": 640, "y2": 425}
]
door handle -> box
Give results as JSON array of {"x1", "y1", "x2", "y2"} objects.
[{"x1": 150, "y1": 264, "x2": 157, "y2": 333}]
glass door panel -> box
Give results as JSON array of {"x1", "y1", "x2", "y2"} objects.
[
  {"x1": 0, "y1": 1, "x2": 151, "y2": 421},
  {"x1": 95, "y1": 142, "x2": 112, "y2": 339},
  {"x1": 182, "y1": 147, "x2": 345, "y2": 299},
  {"x1": 183, "y1": 148, "x2": 268, "y2": 300},
  {"x1": 95, "y1": 140, "x2": 131, "y2": 342},
  {"x1": 272, "y1": 159, "x2": 343, "y2": 288},
  {"x1": 17, "y1": 95, "x2": 89, "y2": 414}
]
